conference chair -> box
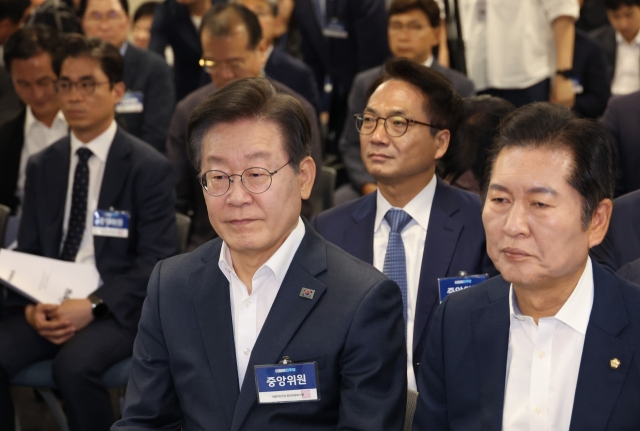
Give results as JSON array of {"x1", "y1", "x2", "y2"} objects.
[
  {"x1": 10, "y1": 213, "x2": 192, "y2": 430},
  {"x1": 0, "y1": 204, "x2": 10, "y2": 250}
]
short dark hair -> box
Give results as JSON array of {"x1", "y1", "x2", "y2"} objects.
[
  {"x1": 79, "y1": 0, "x2": 129, "y2": 19},
  {"x1": 388, "y1": 0, "x2": 440, "y2": 29},
  {"x1": 188, "y1": 77, "x2": 311, "y2": 172},
  {"x1": 482, "y1": 103, "x2": 617, "y2": 230},
  {"x1": 3, "y1": 24, "x2": 61, "y2": 73},
  {"x1": 366, "y1": 57, "x2": 463, "y2": 137},
  {"x1": 133, "y1": 1, "x2": 156, "y2": 23},
  {"x1": 230, "y1": 0, "x2": 278, "y2": 17},
  {"x1": 52, "y1": 34, "x2": 124, "y2": 85},
  {"x1": 604, "y1": 0, "x2": 640, "y2": 10},
  {"x1": 0, "y1": 0, "x2": 30, "y2": 23},
  {"x1": 200, "y1": 3, "x2": 262, "y2": 50},
  {"x1": 439, "y1": 96, "x2": 515, "y2": 187}
]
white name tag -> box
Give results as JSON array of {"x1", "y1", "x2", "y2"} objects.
[
  {"x1": 115, "y1": 91, "x2": 144, "y2": 114},
  {"x1": 92, "y1": 210, "x2": 130, "y2": 238}
]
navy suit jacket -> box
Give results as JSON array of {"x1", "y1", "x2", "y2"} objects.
[
  {"x1": 311, "y1": 178, "x2": 496, "y2": 379},
  {"x1": 590, "y1": 24, "x2": 617, "y2": 84},
  {"x1": 0, "y1": 108, "x2": 26, "y2": 214},
  {"x1": 414, "y1": 261, "x2": 640, "y2": 431},
  {"x1": 122, "y1": 44, "x2": 176, "y2": 152},
  {"x1": 573, "y1": 28, "x2": 611, "y2": 119},
  {"x1": 113, "y1": 222, "x2": 407, "y2": 431},
  {"x1": 265, "y1": 48, "x2": 321, "y2": 114},
  {"x1": 16, "y1": 127, "x2": 178, "y2": 332},
  {"x1": 601, "y1": 90, "x2": 640, "y2": 196}
]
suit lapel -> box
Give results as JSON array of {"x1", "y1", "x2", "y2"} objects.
[
  {"x1": 94, "y1": 128, "x2": 131, "y2": 259},
  {"x1": 343, "y1": 193, "x2": 376, "y2": 264},
  {"x1": 470, "y1": 281, "x2": 510, "y2": 431},
  {"x1": 413, "y1": 179, "x2": 463, "y2": 351},
  {"x1": 44, "y1": 139, "x2": 71, "y2": 257},
  {"x1": 190, "y1": 240, "x2": 240, "y2": 430},
  {"x1": 231, "y1": 225, "x2": 328, "y2": 431},
  {"x1": 569, "y1": 263, "x2": 634, "y2": 431}
]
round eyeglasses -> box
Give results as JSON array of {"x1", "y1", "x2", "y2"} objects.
[
  {"x1": 354, "y1": 113, "x2": 440, "y2": 137},
  {"x1": 54, "y1": 79, "x2": 111, "y2": 96},
  {"x1": 197, "y1": 160, "x2": 292, "y2": 197}
]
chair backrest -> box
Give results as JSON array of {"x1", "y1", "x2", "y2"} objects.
[
  {"x1": 175, "y1": 213, "x2": 192, "y2": 255},
  {"x1": 0, "y1": 204, "x2": 10, "y2": 249},
  {"x1": 404, "y1": 388, "x2": 419, "y2": 431},
  {"x1": 320, "y1": 166, "x2": 337, "y2": 211}
]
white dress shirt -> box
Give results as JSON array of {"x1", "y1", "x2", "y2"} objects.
[
  {"x1": 61, "y1": 121, "x2": 117, "y2": 267},
  {"x1": 373, "y1": 176, "x2": 437, "y2": 391},
  {"x1": 219, "y1": 217, "x2": 306, "y2": 389},
  {"x1": 16, "y1": 107, "x2": 68, "y2": 212},
  {"x1": 458, "y1": 0, "x2": 579, "y2": 91},
  {"x1": 422, "y1": 55, "x2": 434, "y2": 68},
  {"x1": 612, "y1": 31, "x2": 640, "y2": 96},
  {"x1": 502, "y1": 257, "x2": 594, "y2": 431}
]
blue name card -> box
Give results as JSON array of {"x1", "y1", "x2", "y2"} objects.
[
  {"x1": 438, "y1": 274, "x2": 489, "y2": 303},
  {"x1": 92, "y1": 210, "x2": 130, "y2": 238},
  {"x1": 254, "y1": 362, "x2": 320, "y2": 404}
]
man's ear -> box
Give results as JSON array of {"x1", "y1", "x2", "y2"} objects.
[
  {"x1": 112, "y1": 81, "x2": 126, "y2": 104},
  {"x1": 298, "y1": 156, "x2": 316, "y2": 200},
  {"x1": 434, "y1": 129, "x2": 451, "y2": 160},
  {"x1": 588, "y1": 198, "x2": 613, "y2": 248}
]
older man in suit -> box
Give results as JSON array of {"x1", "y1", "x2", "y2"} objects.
[
  {"x1": 167, "y1": 3, "x2": 323, "y2": 251},
  {"x1": 80, "y1": 0, "x2": 175, "y2": 152},
  {"x1": 313, "y1": 58, "x2": 494, "y2": 393},
  {"x1": 337, "y1": 0, "x2": 475, "y2": 203},
  {"x1": 0, "y1": 35, "x2": 177, "y2": 431},
  {"x1": 414, "y1": 103, "x2": 640, "y2": 431},
  {"x1": 113, "y1": 77, "x2": 407, "y2": 431}
]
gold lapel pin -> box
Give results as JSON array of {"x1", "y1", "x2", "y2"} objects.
[{"x1": 610, "y1": 358, "x2": 621, "y2": 369}]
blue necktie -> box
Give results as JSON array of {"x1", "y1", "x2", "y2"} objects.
[
  {"x1": 60, "y1": 147, "x2": 93, "y2": 262},
  {"x1": 382, "y1": 209, "x2": 413, "y2": 328}
]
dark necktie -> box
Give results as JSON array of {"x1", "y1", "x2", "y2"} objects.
[
  {"x1": 382, "y1": 209, "x2": 413, "y2": 328},
  {"x1": 60, "y1": 147, "x2": 93, "y2": 262}
]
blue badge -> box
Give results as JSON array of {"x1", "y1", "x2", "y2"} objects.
[
  {"x1": 322, "y1": 18, "x2": 348, "y2": 39},
  {"x1": 438, "y1": 274, "x2": 489, "y2": 303},
  {"x1": 115, "y1": 91, "x2": 144, "y2": 114},
  {"x1": 254, "y1": 362, "x2": 320, "y2": 403},
  {"x1": 92, "y1": 210, "x2": 130, "y2": 238}
]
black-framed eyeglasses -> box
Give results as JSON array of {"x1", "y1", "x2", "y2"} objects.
[
  {"x1": 354, "y1": 113, "x2": 440, "y2": 137},
  {"x1": 197, "y1": 160, "x2": 292, "y2": 197},
  {"x1": 54, "y1": 79, "x2": 111, "y2": 96}
]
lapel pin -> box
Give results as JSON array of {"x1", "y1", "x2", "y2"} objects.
[
  {"x1": 610, "y1": 358, "x2": 621, "y2": 369},
  {"x1": 299, "y1": 288, "x2": 315, "y2": 300}
]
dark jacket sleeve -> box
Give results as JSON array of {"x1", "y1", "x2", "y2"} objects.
[
  {"x1": 166, "y1": 101, "x2": 195, "y2": 216},
  {"x1": 149, "y1": 4, "x2": 169, "y2": 56},
  {"x1": 601, "y1": 98, "x2": 625, "y2": 196},
  {"x1": 139, "y1": 54, "x2": 176, "y2": 152},
  {"x1": 574, "y1": 31, "x2": 611, "y2": 119}
]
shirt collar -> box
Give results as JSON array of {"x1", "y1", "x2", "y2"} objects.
[
  {"x1": 374, "y1": 174, "x2": 437, "y2": 233},
  {"x1": 120, "y1": 41, "x2": 128, "y2": 57},
  {"x1": 509, "y1": 257, "x2": 594, "y2": 335},
  {"x1": 265, "y1": 44, "x2": 274, "y2": 63},
  {"x1": 69, "y1": 120, "x2": 117, "y2": 164},
  {"x1": 219, "y1": 217, "x2": 306, "y2": 288},
  {"x1": 616, "y1": 30, "x2": 640, "y2": 46},
  {"x1": 422, "y1": 55, "x2": 434, "y2": 68},
  {"x1": 25, "y1": 106, "x2": 67, "y2": 132}
]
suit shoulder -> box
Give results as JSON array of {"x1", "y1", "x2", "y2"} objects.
[
  {"x1": 607, "y1": 90, "x2": 640, "y2": 111},
  {"x1": 589, "y1": 24, "x2": 614, "y2": 42},
  {"x1": 270, "y1": 78, "x2": 316, "y2": 114},
  {"x1": 155, "y1": 238, "x2": 223, "y2": 282},
  {"x1": 272, "y1": 49, "x2": 314, "y2": 74},
  {"x1": 443, "y1": 275, "x2": 509, "y2": 312},
  {"x1": 323, "y1": 240, "x2": 388, "y2": 287},
  {"x1": 437, "y1": 180, "x2": 482, "y2": 211},
  {"x1": 354, "y1": 66, "x2": 383, "y2": 86},
  {"x1": 313, "y1": 194, "x2": 372, "y2": 230},
  {"x1": 120, "y1": 129, "x2": 171, "y2": 167},
  {"x1": 176, "y1": 83, "x2": 217, "y2": 114},
  {"x1": 614, "y1": 189, "x2": 640, "y2": 213}
]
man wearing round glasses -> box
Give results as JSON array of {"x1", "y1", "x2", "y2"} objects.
[
  {"x1": 312, "y1": 58, "x2": 495, "y2": 393},
  {"x1": 114, "y1": 77, "x2": 407, "y2": 430}
]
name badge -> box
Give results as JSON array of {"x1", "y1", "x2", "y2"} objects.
[
  {"x1": 322, "y1": 19, "x2": 348, "y2": 39},
  {"x1": 115, "y1": 91, "x2": 144, "y2": 114},
  {"x1": 92, "y1": 210, "x2": 130, "y2": 238},
  {"x1": 571, "y1": 77, "x2": 584, "y2": 95},
  {"x1": 254, "y1": 362, "x2": 320, "y2": 403},
  {"x1": 438, "y1": 273, "x2": 488, "y2": 302}
]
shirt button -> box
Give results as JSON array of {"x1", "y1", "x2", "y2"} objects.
[
  {"x1": 539, "y1": 351, "x2": 546, "y2": 359},
  {"x1": 245, "y1": 300, "x2": 251, "y2": 308},
  {"x1": 534, "y1": 406, "x2": 542, "y2": 415},
  {"x1": 243, "y1": 348, "x2": 250, "y2": 355}
]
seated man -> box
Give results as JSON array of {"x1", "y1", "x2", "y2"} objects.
[
  {"x1": 338, "y1": 0, "x2": 475, "y2": 203},
  {"x1": 167, "y1": 3, "x2": 323, "y2": 251},
  {"x1": 80, "y1": 0, "x2": 175, "y2": 152},
  {"x1": 0, "y1": 25, "x2": 68, "y2": 215},
  {"x1": 312, "y1": 58, "x2": 495, "y2": 392},
  {"x1": 113, "y1": 77, "x2": 407, "y2": 430},
  {"x1": 414, "y1": 103, "x2": 640, "y2": 430},
  {"x1": 0, "y1": 35, "x2": 177, "y2": 431}
]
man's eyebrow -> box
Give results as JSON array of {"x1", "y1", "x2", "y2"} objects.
[
  {"x1": 488, "y1": 183, "x2": 558, "y2": 196},
  {"x1": 58, "y1": 75, "x2": 95, "y2": 81},
  {"x1": 488, "y1": 183, "x2": 510, "y2": 193},
  {"x1": 243, "y1": 150, "x2": 271, "y2": 161},
  {"x1": 363, "y1": 107, "x2": 408, "y2": 116}
]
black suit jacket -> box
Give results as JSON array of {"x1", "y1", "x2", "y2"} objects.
[
  {"x1": 166, "y1": 78, "x2": 323, "y2": 251},
  {"x1": 601, "y1": 90, "x2": 640, "y2": 196},
  {"x1": 0, "y1": 108, "x2": 26, "y2": 214},
  {"x1": 16, "y1": 127, "x2": 178, "y2": 332},
  {"x1": 265, "y1": 48, "x2": 321, "y2": 114},
  {"x1": 122, "y1": 44, "x2": 176, "y2": 152},
  {"x1": 311, "y1": 178, "x2": 496, "y2": 379},
  {"x1": 590, "y1": 24, "x2": 617, "y2": 84},
  {"x1": 414, "y1": 261, "x2": 640, "y2": 431},
  {"x1": 338, "y1": 62, "x2": 475, "y2": 191},
  {"x1": 0, "y1": 65, "x2": 22, "y2": 127},
  {"x1": 573, "y1": 28, "x2": 611, "y2": 118},
  {"x1": 113, "y1": 222, "x2": 407, "y2": 430}
]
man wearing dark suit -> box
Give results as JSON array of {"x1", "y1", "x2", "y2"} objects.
[
  {"x1": 0, "y1": 26, "x2": 68, "y2": 215},
  {"x1": 233, "y1": 0, "x2": 321, "y2": 114},
  {"x1": 167, "y1": 4, "x2": 323, "y2": 250},
  {"x1": 414, "y1": 103, "x2": 640, "y2": 431},
  {"x1": 573, "y1": 28, "x2": 611, "y2": 118},
  {"x1": 590, "y1": 0, "x2": 640, "y2": 96},
  {"x1": 337, "y1": 0, "x2": 475, "y2": 203},
  {"x1": 81, "y1": 0, "x2": 175, "y2": 152},
  {"x1": 313, "y1": 59, "x2": 494, "y2": 393},
  {"x1": 0, "y1": 35, "x2": 177, "y2": 431},
  {"x1": 113, "y1": 77, "x2": 407, "y2": 431},
  {"x1": 600, "y1": 90, "x2": 640, "y2": 196}
]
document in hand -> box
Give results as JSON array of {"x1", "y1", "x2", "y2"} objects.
[{"x1": 0, "y1": 249, "x2": 100, "y2": 304}]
